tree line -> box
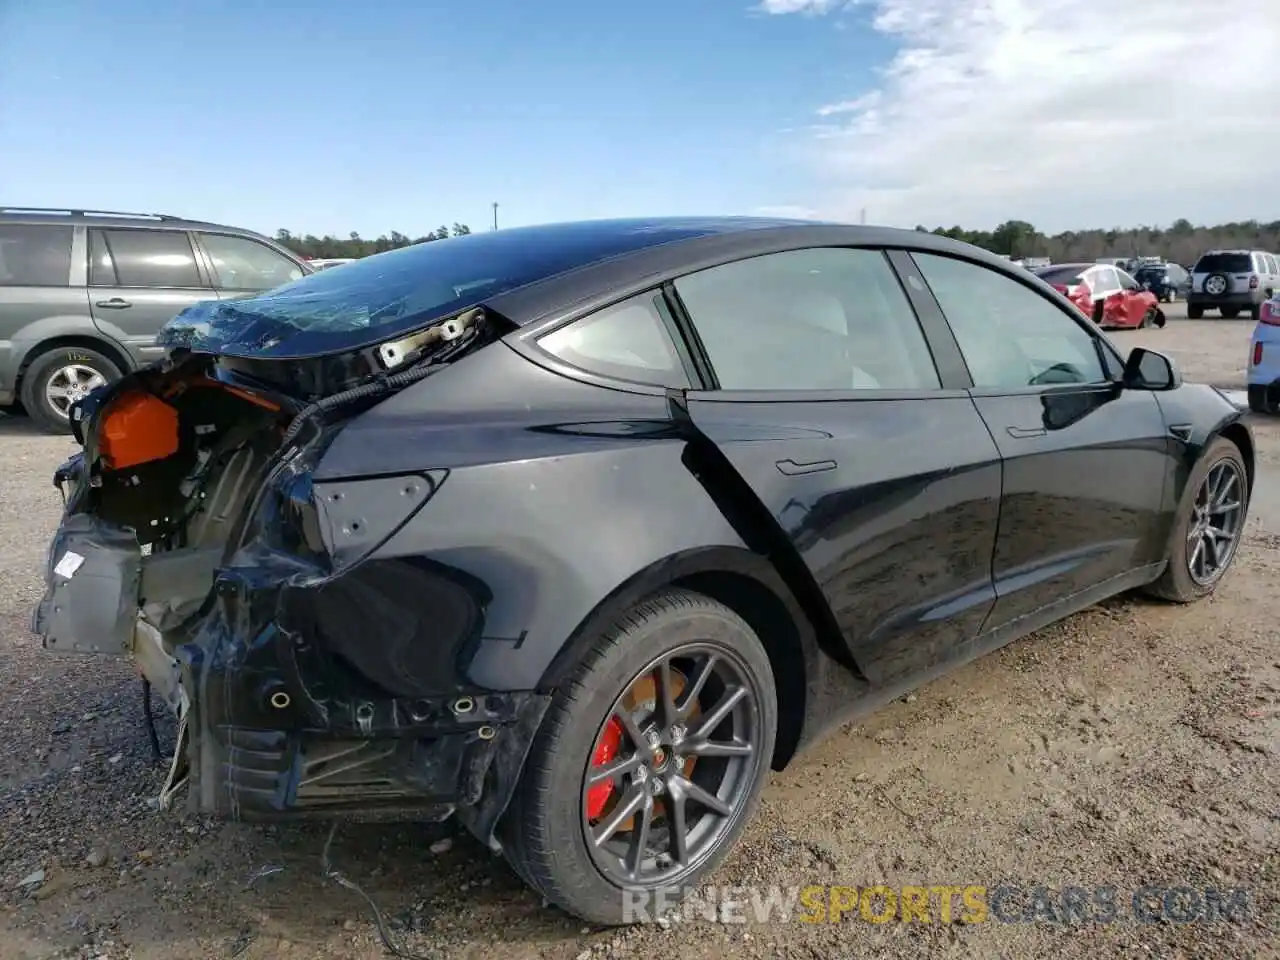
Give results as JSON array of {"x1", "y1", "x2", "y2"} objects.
[
  {"x1": 273, "y1": 223, "x2": 472, "y2": 260},
  {"x1": 918, "y1": 219, "x2": 1280, "y2": 266}
]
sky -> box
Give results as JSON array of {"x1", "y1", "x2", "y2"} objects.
[{"x1": 1, "y1": 0, "x2": 1277, "y2": 238}]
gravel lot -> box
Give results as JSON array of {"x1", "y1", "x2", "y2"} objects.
[{"x1": 1, "y1": 318, "x2": 1277, "y2": 960}]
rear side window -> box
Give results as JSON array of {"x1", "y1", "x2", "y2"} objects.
[
  {"x1": 1195, "y1": 253, "x2": 1252, "y2": 274},
  {"x1": 537, "y1": 292, "x2": 689, "y2": 388},
  {"x1": 673, "y1": 247, "x2": 941, "y2": 391},
  {"x1": 0, "y1": 224, "x2": 73, "y2": 286},
  {"x1": 92, "y1": 229, "x2": 202, "y2": 288},
  {"x1": 199, "y1": 232, "x2": 304, "y2": 292}
]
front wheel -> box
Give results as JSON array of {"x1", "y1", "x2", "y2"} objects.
[
  {"x1": 1188, "y1": 304, "x2": 1204, "y2": 319},
  {"x1": 502, "y1": 588, "x2": 777, "y2": 925},
  {"x1": 1144, "y1": 437, "x2": 1248, "y2": 603}
]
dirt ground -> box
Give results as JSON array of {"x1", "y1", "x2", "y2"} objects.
[{"x1": 1, "y1": 317, "x2": 1276, "y2": 960}]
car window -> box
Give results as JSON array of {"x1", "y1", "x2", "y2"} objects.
[
  {"x1": 913, "y1": 253, "x2": 1107, "y2": 390},
  {"x1": 672, "y1": 247, "x2": 940, "y2": 391},
  {"x1": 0, "y1": 224, "x2": 73, "y2": 286},
  {"x1": 1092, "y1": 267, "x2": 1120, "y2": 295},
  {"x1": 199, "y1": 233, "x2": 304, "y2": 292},
  {"x1": 1195, "y1": 253, "x2": 1252, "y2": 274},
  {"x1": 1116, "y1": 269, "x2": 1140, "y2": 290},
  {"x1": 1264, "y1": 254, "x2": 1277, "y2": 274},
  {"x1": 93, "y1": 229, "x2": 202, "y2": 288},
  {"x1": 537, "y1": 292, "x2": 689, "y2": 388}
]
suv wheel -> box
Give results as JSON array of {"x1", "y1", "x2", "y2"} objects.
[
  {"x1": 1187, "y1": 304, "x2": 1204, "y2": 319},
  {"x1": 1220, "y1": 306, "x2": 1241, "y2": 319},
  {"x1": 20, "y1": 346, "x2": 121, "y2": 435}
]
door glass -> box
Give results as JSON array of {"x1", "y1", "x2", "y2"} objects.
[
  {"x1": 537, "y1": 292, "x2": 688, "y2": 388},
  {"x1": 199, "y1": 233, "x2": 304, "y2": 291},
  {"x1": 674, "y1": 248, "x2": 940, "y2": 391},
  {"x1": 1092, "y1": 267, "x2": 1120, "y2": 295},
  {"x1": 88, "y1": 230, "x2": 117, "y2": 286},
  {"x1": 0, "y1": 224, "x2": 73, "y2": 286},
  {"x1": 96, "y1": 229, "x2": 202, "y2": 288},
  {"x1": 913, "y1": 253, "x2": 1108, "y2": 390}
]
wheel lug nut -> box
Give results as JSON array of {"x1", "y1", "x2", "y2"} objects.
[{"x1": 645, "y1": 729, "x2": 662, "y2": 748}]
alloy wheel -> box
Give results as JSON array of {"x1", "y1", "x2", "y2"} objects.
[
  {"x1": 581, "y1": 644, "x2": 764, "y2": 887},
  {"x1": 1186, "y1": 459, "x2": 1245, "y2": 586},
  {"x1": 44, "y1": 364, "x2": 107, "y2": 419}
]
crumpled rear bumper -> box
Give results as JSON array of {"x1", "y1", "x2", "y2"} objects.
[{"x1": 33, "y1": 512, "x2": 550, "y2": 846}]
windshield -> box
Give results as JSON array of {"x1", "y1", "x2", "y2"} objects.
[
  {"x1": 157, "y1": 219, "x2": 721, "y2": 359},
  {"x1": 1194, "y1": 253, "x2": 1252, "y2": 273}
]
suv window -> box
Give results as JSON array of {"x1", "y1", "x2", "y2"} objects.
[
  {"x1": 537, "y1": 292, "x2": 689, "y2": 388},
  {"x1": 913, "y1": 253, "x2": 1107, "y2": 390},
  {"x1": 1263, "y1": 254, "x2": 1278, "y2": 275},
  {"x1": 92, "y1": 229, "x2": 202, "y2": 288},
  {"x1": 199, "y1": 232, "x2": 304, "y2": 292},
  {"x1": 1195, "y1": 253, "x2": 1252, "y2": 274},
  {"x1": 673, "y1": 247, "x2": 940, "y2": 391},
  {"x1": 0, "y1": 224, "x2": 73, "y2": 286}
]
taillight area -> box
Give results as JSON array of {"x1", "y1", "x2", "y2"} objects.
[
  {"x1": 1250, "y1": 276, "x2": 1260, "y2": 289},
  {"x1": 1261, "y1": 301, "x2": 1280, "y2": 326},
  {"x1": 1253, "y1": 342, "x2": 1264, "y2": 366}
]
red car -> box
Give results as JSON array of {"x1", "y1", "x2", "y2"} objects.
[{"x1": 1034, "y1": 262, "x2": 1165, "y2": 330}]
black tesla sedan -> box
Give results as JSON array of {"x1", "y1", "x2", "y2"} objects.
[{"x1": 33, "y1": 218, "x2": 1253, "y2": 924}]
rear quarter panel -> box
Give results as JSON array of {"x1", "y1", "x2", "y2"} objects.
[{"x1": 313, "y1": 342, "x2": 765, "y2": 692}]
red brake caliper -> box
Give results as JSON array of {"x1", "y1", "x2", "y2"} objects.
[{"x1": 586, "y1": 717, "x2": 625, "y2": 820}]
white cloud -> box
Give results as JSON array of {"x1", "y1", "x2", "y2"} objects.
[{"x1": 769, "y1": 0, "x2": 1280, "y2": 231}]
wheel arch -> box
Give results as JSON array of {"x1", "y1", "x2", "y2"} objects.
[
  {"x1": 16, "y1": 334, "x2": 133, "y2": 390},
  {"x1": 536, "y1": 545, "x2": 821, "y2": 770},
  {"x1": 1215, "y1": 420, "x2": 1255, "y2": 495}
]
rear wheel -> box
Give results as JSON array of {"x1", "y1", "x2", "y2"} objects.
[
  {"x1": 1248, "y1": 384, "x2": 1277, "y2": 414},
  {"x1": 1249, "y1": 304, "x2": 1261, "y2": 322},
  {"x1": 1144, "y1": 437, "x2": 1248, "y2": 603},
  {"x1": 19, "y1": 346, "x2": 121, "y2": 435},
  {"x1": 1188, "y1": 304, "x2": 1204, "y2": 319},
  {"x1": 502, "y1": 588, "x2": 777, "y2": 925}
]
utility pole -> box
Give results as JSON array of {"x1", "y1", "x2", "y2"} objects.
[{"x1": 492, "y1": 202, "x2": 499, "y2": 231}]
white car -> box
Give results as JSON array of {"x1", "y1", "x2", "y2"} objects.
[{"x1": 1247, "y1": 293, "x2": 1280, "y2": 413}]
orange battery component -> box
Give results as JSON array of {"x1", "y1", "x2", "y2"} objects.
[{"x1": 99, "y1": 391, "x2": 180, "y2": 470}]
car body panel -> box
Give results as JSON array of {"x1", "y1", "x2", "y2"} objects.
[{"x1": 681, "y1": 391, "x2": 1002, "y2": 684}]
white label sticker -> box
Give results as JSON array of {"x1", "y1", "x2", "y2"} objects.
[{"x1": 54, "y1": 551, "x2": 85, "y2": 579}]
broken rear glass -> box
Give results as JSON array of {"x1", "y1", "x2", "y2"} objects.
[{"x1": 158, "y1": 220, "x2": 722, "y2": 360}]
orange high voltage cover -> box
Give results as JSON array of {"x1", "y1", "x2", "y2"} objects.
[{"x1": 99, "y1": 392, "x2": 179, "y2": 469}]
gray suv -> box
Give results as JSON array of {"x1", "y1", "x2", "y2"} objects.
[{"x1": 0, "y1": 208, "x2": 309, "y2": 433}]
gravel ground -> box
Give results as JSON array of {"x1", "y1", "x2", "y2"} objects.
[{"x1": 1, "y1": 319, "x2": 1277, "y2": 960}]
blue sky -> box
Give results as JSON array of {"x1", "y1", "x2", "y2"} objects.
[
  {"x1": 3, "y1": 0, "x2": 1277, "y2": 236},
  {"x1": 0, "y1": 0, "x2": 886, "y2": 237}
]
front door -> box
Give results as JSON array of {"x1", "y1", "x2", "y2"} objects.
[
  {"x1": 672, "y1": 246, "x2": 1003, "y2": 684},
  {"x1": 87, "y1": 227, "x2": 215, "y2": 367},
  {"x1": 192, "y1": 231, "x2": 305, "y2": 300},
  {"x1": 910, "y1": 251, "x2": 1172, "y2": 630}
]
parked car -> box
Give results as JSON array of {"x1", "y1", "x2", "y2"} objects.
[
  {"x1": 1034, "y1": 262, "x2": 1165, "y2": 329},
  {"x1": 1187, "y1": 249, "x2": 1276, "y2": 320},
  {"x1": 32, "y1": 219, "x2": 1253, "y2": 925},
  {"x1": 1134, "y1": 262, "x2": 1192, "y2": 302},
  {"x1": 1247, "y1": 293, "x2": 1280, "y2": 413},
  {"x1": 0, "y1": 207, "x2": 310, "y2": 432}
]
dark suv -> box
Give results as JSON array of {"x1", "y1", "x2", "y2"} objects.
[{"x1": 0, "y1": 208, "x2": 309, "y2": 432}]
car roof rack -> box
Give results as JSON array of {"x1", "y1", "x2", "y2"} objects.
[{"x1": 0, "y1": 207, "x2": 183, "y2": 221}]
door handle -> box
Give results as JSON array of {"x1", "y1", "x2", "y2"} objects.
[
  {"x1": 1006, "y1": 425, "x2": 1046, "y2": 439},
  {"x1": 95, "y1": 298, "x2": 132, "y2": 309},
  {"x1": 776, "y1": 458, "x2": 837, "y2": 476}
]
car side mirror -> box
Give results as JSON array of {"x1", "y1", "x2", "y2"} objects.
[{"x1": 1123, "y1": 347, "x2": 1181, "y2": 391}]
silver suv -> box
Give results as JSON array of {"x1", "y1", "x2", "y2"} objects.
[
  {"x1": 0, "y1": 208, "x2": 309, "y2": 432},
  {"x1": 1187, "y1": 249, "x2": 1279, "y2": 320}
]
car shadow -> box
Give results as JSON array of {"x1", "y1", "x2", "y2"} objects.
[{"x1": 0, "y1": 411, "x2": 48, "y2": 437}]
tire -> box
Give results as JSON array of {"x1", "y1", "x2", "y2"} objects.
[
  {"x1": 1249, "y1": 304, "x2": 1261, "y2": 322},
  {"x1": 1140, "y1": 308, "x2": 1155, "y2": 329},
  {"x1": 1187, "y1": 304, "x2": 1204, "y2": 319},
  {"x1": 1144, "y1": 437, "x2": 1249, "y2": 603},
  {"x1": 19, "y1": 346, "x2": 122, "y2": 435},
  {"x1": 1220, "y1": 307, "x2": 1241, "y2": 319},
  {"x1": 502, "y1": 588, "x2": 778, "y2": 925},
  {"x1": 1248, "y1": 384, "x2": 1277, "y2": 414}
]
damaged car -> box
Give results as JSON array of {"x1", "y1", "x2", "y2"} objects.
[{"x1": 32, "y1": 218, "x2": 1254, "y2": 924}]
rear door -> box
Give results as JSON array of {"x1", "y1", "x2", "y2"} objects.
[
  {"x1": 909, "y1": 251, "x2": 1172, "y2": 630},
  {"x1": 672, "y1": 246, "x2": 1003, "y2": 684},
  {"x1": 191, "y1": 231, "x2": 305, "y2": 299},
  {"x1": 0, "y1": 222, "x2": 85, "y2": 399},
  {"x1": 87, "y1": 227, "x2": 215, "y2": 366}
]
